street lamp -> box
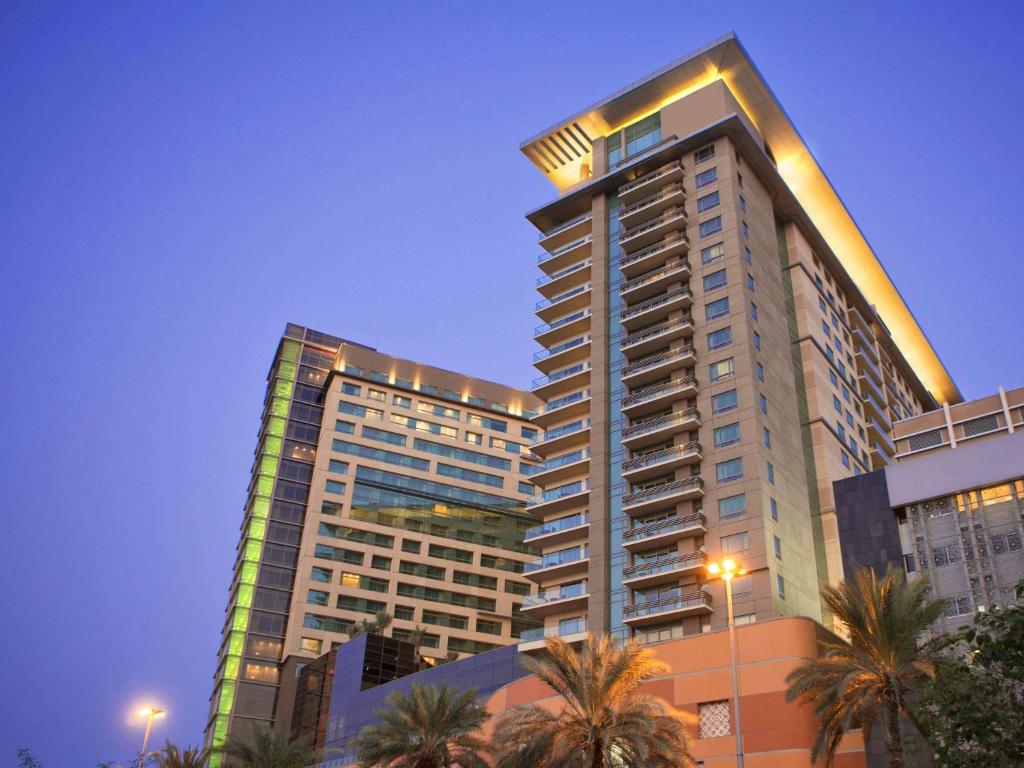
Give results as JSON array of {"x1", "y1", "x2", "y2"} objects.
[
  {"x1": 706, "y1": 559, "x2": 746, "y2": 768},
  {"x1": 137, "y1": 707, "x2": 166, "y2": 767}
]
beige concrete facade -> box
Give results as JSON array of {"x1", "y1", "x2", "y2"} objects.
[
  {"x1": 521, "y1": 39, "x2": 956, "y2": 645},
  {"x1": 206, "y1": 325, "x2": 541, "y2": 752},
  {"x1": 893, "y1": 385, "x2": 1024, "y2": 458}
]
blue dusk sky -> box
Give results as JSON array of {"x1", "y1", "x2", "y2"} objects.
[{"x1": 2, "y1": 1, "x2": 1022, "y2": 764}]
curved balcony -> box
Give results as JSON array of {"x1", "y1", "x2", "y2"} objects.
[
  {"x1": 524, "y1": 513, "x2": 590, "y2": 548},
  {"x1": 620, "y1": 315, "x2": 693, "y2": 357},
  {"x1": 622, "y1": 477, "x2": 704, "y2": 517},
  {"x1": 538, "y1": 235, "x2": 593, "y2": 275},
  {"x1": 533, "y1": 334, "x2": 590, "y2": 374},
  {"x1": 532, "y1": 362, "x2": 591, "y2": 401},
  {"x1": 538, "y1": 212, "x2": 593, "y2": 252},
  {"x1": 623, "y1": 590, "x2": 712, "y2": 627},
  {"x1": 534, "y1": 309, "x2": 591, "y2": 347},
  {"x1": 523, "y1": 545, "x2": 589, "y2": 582},
  {"x1": 536, "y1": 283, "x2": 592, "y2": 323},
  {"x1": 531, "y1": 418, "x2": 591, "y2": 457},
  {"x1": 536, "y1": 258, "x2": 592, "y2": 297},
  {"x1": 620, "y1": 345, "x2": 696, "y2": 388},
  {"x1": 619, "y1": 183, "x2": 686, "y2": 229},
  {"x1": 620, "y1": 288, "x2": 692, "y2": 331},
  {"x1": 622, "y1": 441, "x2": 702, "y2": 482},
  {"x1": 533, "y1": 389, "x2": 591, "y2": 428},
  {"x1": 620, "y1": 207, "x2": 687, "y2": 253},
  {"x1": 623, "y1": 551, "x2": 706, "y2": 589},
  {"x1": 521, "y1": 580, "x2": 589, "y2": 617},
  {"x1": 518, "y1": 618, "x2": 588, "y2": 652},
  {"x1": 622, "y1": 512, "x2": 707, "y2": 553},
  {"x1": 620, "y1": 260, "x2": 691, "y2": 304},
  {"x1": 622, "y1": 408, "x2": 701, "y2": 450},
  {"x1": 618, "y1": 160, "x2": 683, "y2": 206},
  {"x1": 527, "y1": 479, "x2": 590, "y2": 517},
  {"x1": 621, "y1": 377, "x2": 698, "y2": 419},
  {"x1": 529, "y1": 448, "x2": 591, "y2": 486},
  {"x1": 620, "y1": 233, "x2": 689, "y2": 278}
]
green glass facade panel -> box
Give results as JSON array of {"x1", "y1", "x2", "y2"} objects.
[
  {"x1": 264, "y1": 435, "x2": 282, "y2": 457},
  {"x1": 228, "y1": 630, "x2": 245, "y2": 656},
  {"x1": 217, "y1": 680, "x2": 236, "y2": 714},
  {"x1": 280, "y1": 339, "x2": 301, "y2": 362},
  {"x1": 267, "y1": 416, "x2": 286, "y2": 436},
  {"x1": 277, "y1": 360, "x2": 297, "y2": 381},
  {"x1": 259, "y1": 454, "x2": 278, "y2": 476},
  {"x1": 248, "y1": 518, "x2": 267, "y2": 541},
  {"x1": 224, "y1": 653, "x2": 240, "y2": 680},
  {"x1": 256, "y1": 475, "x2": 274, "y2": 497},
  {"x1": 270, "y1": 397, "x2": 289, "y2": 417},
  {"x1": 236, "y1": 583, "x2": 253, "y2": 608},
  {"x1": 239, "y1": 561, "x2": 257, "y2": 585},
  {"x1": 274, "y1": 378, "x2": 293, "y2": 398},
  {"x1": 244, "y1": 539, "x2": 263, "y2": 561},
  {"x1": 251, "y1": 497, "x2": 269, "y2": 520},
  {"x1": 231, "y1": 607, "x2": 249, "y2": 633}
]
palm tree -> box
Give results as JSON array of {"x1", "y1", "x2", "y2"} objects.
[
  {"x1": 786, "y1": 565, "x2": 946, "y2": 767},
  {"x1": 220, "y1": 728, "x2": 315, "y2": 768},
  {"x1": 153, "y1": 742, "x2": 210, "y2": 768},
  {"x1": 350, "y1": 610, "x2": 393, "y2": 638},
  {"x1": 493, "y1": 634, "x2": 695, "y2": 768},
  {"x1": 354, "y1": 683, "x2": 490, "y2": 768}
]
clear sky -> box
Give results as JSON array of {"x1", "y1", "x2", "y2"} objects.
[{"x1": 2, "y1": 1, "x2": 1022, "y2": 764}]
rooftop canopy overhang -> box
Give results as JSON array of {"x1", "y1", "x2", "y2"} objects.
[{"x1": 520, "y1": 33, "x2": 961, "y2": 406}]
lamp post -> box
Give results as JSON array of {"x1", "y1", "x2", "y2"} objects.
[
  {"x1": 706, "y1": 559, "x2": 746, "y2": 768},
  {"x1": 137, "y1": 707, "x2": 166, "y2": 767}
]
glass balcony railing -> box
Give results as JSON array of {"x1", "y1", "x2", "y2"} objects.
[
  {"x1": 622, "y1": 477, "x2": 704, "y2": 508},
  {"x1": 533, "y1": 334, "x2": 590, "y2": 363},
  {"x1": 621, "y1": 288, "x2": 692, "y2": 322},
  {"x1": 622, "y1": 442, "x2": 701, "y2": 473},
  {"x1": 620, "y1": 233, "x2": 688, "y2": 270},
  {"x1": 524, "y1": 545, "x2": 589, "y2": 573},
  {"x1": 533, "y1": 449, "x2": 590, "y2": 474},
  {"x1": 535, "y1": 419, "x2": 591, "y2": 444},
  {"x1": 524, "y1": 514, "x2": 589, "y2": 541},
  {"x1": 528, "y1": 480, "x2": 590, "y2": 507},
  {"x1": 619, "y1": 206, "x2": 687, "y2": 243},
  {"x1": 536, "y1": 259, "x2": 592, "y2": 288},
  {"x1": 535, "y1": 283, "x2": 591, "y2": 311},
  {"x1": 532, "y1": 363, "x2": 590, "y2": 389},
  {"x1": 536, "y1": 389, "x2": 591, "y2": 416},
  {"x1": 520, "y1": 618, "x2": 588, "y2": 643},
  {"x1": 620, "y1": 315, "x2": 693, "y2": 349},
  {"x1": 619, "y1": 183, "x2": 685, "y2": 219},
  {"x1": 623, "y1": 551, "x2": 706, "y2": 581},
  {"x1": 621, "y1": 346, "x2": 695, "y2": 378},
  {"x1": 522, "y1": 581, "x2": 588, "y2": 609},
  {"x1": 538, "y1": 236, "x2": 593, "y2": 265},
  {"x1": 624, "y1": 590, "x2": 712, "y2": 619},
  {"x1": 620, "y1": 260, "x2": 690, "y2": 295},
  {"x1": 539, "y1": 212, "x2": 592, "y2": 242},
  {"x1": 622, "y1": 409, "x2": 700, "y2": 441},
  {"x1": 535, "y1": 309, "x2": 591, "y2": 337},
  {"x1": 622, "y1": 377, "x2": 697, "y2": 409},
  {"x1": 617, "y1": 160, "x2": 682, "y2": 197},
  {"x1": 622, "y1": 512, "x2": 706, "y2": 546}
]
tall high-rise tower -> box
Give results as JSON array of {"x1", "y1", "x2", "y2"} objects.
[{"x1": 518, "y1": 34, "x2": 960, "y2": 645}]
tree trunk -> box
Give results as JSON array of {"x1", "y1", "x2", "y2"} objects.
[
  {"x1": 592, "y1": 738, "x2": 604, "y2": 768},
  {"x1": 886, "y1": 695, "x2": 905, "y2": 768}
]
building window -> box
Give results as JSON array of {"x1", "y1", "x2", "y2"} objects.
[
  {"x1": 759, "y1": 394, "x2": 768, "y2": 415},
  {"x1": 739, "y1": 195, "x2": 746, "y2": 212},
  {"x1": 756, "y1": 362, "x2": 764, "y2": 383},
  {"x1": 341, "y1": 382, "x2": 361, "y2": 396},
  {"x1": 465, "y1": 431, "x2": 482, "y2": 445},
  {"x1": 700, "y1": 216, "x2": 723, "y2": 238},
  {"x1": 777, "y1": 575, "x2": 786, "y2": 599},
  {"x1": 701, "y1": 242, "x2": 724, "y2": 264},
  {"x1": 703, "y1": 269, "x2": 728, "y2": 293},
  {"x1": 300, "y1": 637, "x2": 322, "y2": 654},
  {"x1": 698, "y1": 700, "x2": 731, "y2": 739},
  {"x1": 698, "y1": 191, "x2": 721, "y2": 212},
  {"x1": 711, "y1": 389, "x2": 738, "y2": 415},
  {"x1": 741, "y1": 221, "x2": 749, "y2": 238},
  {"x1": 744, "y1": 246, "x2": 752, "y2": 264},
  {"x1": 944, "y1": 594, "x2": 972, "y2": 618},
  {"x1": 734, "y1": 613, "x2": 756, "y2": 626},
  {"x1": 833, "y1": 395, "x2": 842, "y2": 413},
  {"x1": 713, "y1": 423, "x2": 741, "y2": 448},
  {"x1": 716, "y1": 458, "x2": 744, "y2": 484},
  {"x1": 770, "y1": 497, "x2": 778, "y2": 521},
  {"x1": 903, "y1": 554, "x2": 916, "y2": 573},
  {"x1": 718, "y1": 494, "x2": 746, "y2": 521},
  {"x1": 933, "y1": 544, "x2": 962, "y2": 567},
  {"x1": 694, "y1": 145, "x2": 715, "y2": 164},
  {"x1": 841, "y1": 451, "x2": 850, "y2": 469},
  {"x1": 709, "y1": 357, "x2": 735, "y2": 382},
  {"x1": 750, "y1": 302, "x2": 757, "y2": 321},
  {"x1": 695, "y1": 167, "x2": 718, "y2": 188},
  {"x1": 624, "y1": 113, "x2": 661, "y2": 157},
  {"x1": 763, "y1": 428, "x2": 771, "y2": 448},
  {"x1": 774, "y1": 535, "x2": 782, "y2": 559},
  {"x1": 368, "y1": 388, "x2": 386, "y2": 402},
  {"x1": 722, "y1": 531, "x2": 749, "y2": 553},
  {"x1": 705, "y1": 297, "x2": 730, "y2": 320},
  {"x1": 746, "y1": 273, "x2": 754, "y2": 290},
  {"x1": 753, "y1": 332, "x2": 761, "y2": 351},
  {"x1": 708, "y1": 327, "x2": 732, "y2": 351},
  {"x1": 392, "y1": 395, "x2": 411, "y2": 408},
  {"x1": 325, "y1": 479, "x2": 346, "y2": 495},
  {"x1": 766, "y1": 462, "x2": 775, "y2": 484}
]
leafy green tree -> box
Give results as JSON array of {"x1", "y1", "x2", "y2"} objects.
[
  {"x1": 786, "y1": 566, "x2": 946, "y2": 767},
  {"x1": 220, "y1": 728, "x2": 315, "y2": 768},
  {"x1": 354, "y1": 683, "x2": 490, "y2": 768},
  {"x1": 915, "y1": 582, "x2": 1024, "y2": 767},
  {"x1": 153, "y1": 741, "x2": 211, "y2": 768},
  {"x1": 493, "y1": 634, "x2": 694, "y2": 768}
]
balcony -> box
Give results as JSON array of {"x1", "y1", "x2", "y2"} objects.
[
  {"x1": 853, "y1": 326, "x2": 878, "y2": 362},
  {"x1": 620, "y1": 345, "x2": 696, "y2": 388},
  {"x1": 532, "y1": 362, "x2": 591, "y2": 401},
  {"x1": 533, "y1": 389, "x2": 591, "y2": 428},
  {"x1": 538, "y1": 235, "x2": 593, "y2": 275},
  {"x1": 532, "y1": 418, "x2": 591, "y2": 457},
  {"x1": 621, "y1": 377, "x2": 699, "y2": 419},
  {"x1": 622, "y1": 442, "x2": 702, "y2": 482},
  {"x1": 524, "y1": 513, "x2": 590, "y2": 548},
  {"x1": 623, "y1": 590, "x2": 712, "y2": 627},
  {"x1": 856, "y1": 346, "x2": 884, "y2": 390},
  {"x1": 518, "y1": 618, "x2": 588, "y2": 652},
  {"x1": 622, "y1": 408, "x2": 701, "y2": 450},
  {"x1": 620, "y1": 288, "x2": 693, "y2": 331},
  {"x1": 536, "y1": 258, "x2": 592, "y2": 298},
  {"x1": 529, "y1": 448, "x2": 591, "y2": 486},
  {"x1": 619, "y1": 183, "x2": 686, "y2": 229},
  {"x1": 538, "y1": 212, "x2": 593, "y2": 253},
  {"x1": 861, "y1": 388, "x2": 891, "y2": 430},
  {"x1": 850, "y1": 305, "x2": 873, "y2": 337},
  {"x1": 523, "y1": 545, "x2": 589, "y2": 581},
  {"x1": 868, "y1": 417, "x2": 896, "y2": 455},
  {"x1": 618, "y1": 160, "x2": 684, "y2": 206},
  {"x1": 533, "y1": 334, "x2": 590, "y2": 374},
  {"x1": 622, "y1": 551, "x2": 706, "y2": 589},
  {"x1": 622, "y1": 512, "x2": 707, "y2": 552},
  {"x1": 620, "y1": 315, "x2": 693, "y2": 357},
  {"x1": 620, "y1": 211, "x2": 688, "y2": 258},
  {"x1": 620, "y1": 234, "x2": 689, "y2": 278},
  {"x1": 527, "y1": 479, "x2": 590, "y2": 516},
  {"x1": 620, "y1": 260, "x2": 691, "y2": 304},
  {"x1": 622, "y1": 477, "x2": 704, "y2": 517},
  {"x1": 534, "y1": 309, "x2": 591, "y2": 347},
  {"x1": 521, "y1": 580, "x2": 589, "y2": 617}
]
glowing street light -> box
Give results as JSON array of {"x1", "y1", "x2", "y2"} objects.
[
  {"x1": 706, "y1": 559, "x2": 746, "y2": 768},
  {"x1": 137, "y1": 707, "x2": 166, "y2": 766}
]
